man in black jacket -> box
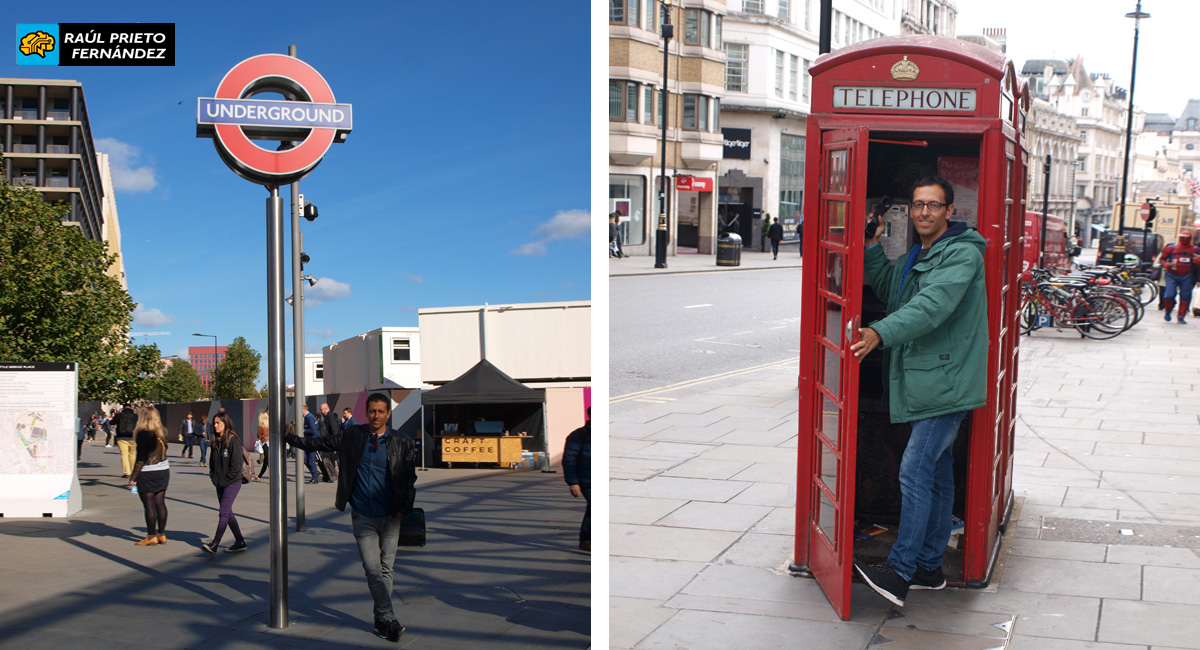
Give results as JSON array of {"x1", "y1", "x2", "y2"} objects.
[
  {"x1": 114, "y1": 404, "x2": 138, "y2": 477},
  {"x1": 562, "y1": 410, "x2": 591, "y2": 552},
  {"x1": 286, "y1": 392, "x2": 417, "y2": 643}
]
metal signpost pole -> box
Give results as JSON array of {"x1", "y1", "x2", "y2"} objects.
[
  {"x1": 266, "y1": 186, "x2": 289, "y2": 628},
  {"x1": 293, "y1": 203, "x2": 306, "y2": 533},
  {"x1": 655, "y1": 1, "x2": 672, "y2": 269},
  {"x1": 1041, "y1": 155, "x2": 1051, "y2": 267}
]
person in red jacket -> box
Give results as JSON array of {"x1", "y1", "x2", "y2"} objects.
[{"x1": 1158, "y1": 230, "x2": 1200, "y2": 324}]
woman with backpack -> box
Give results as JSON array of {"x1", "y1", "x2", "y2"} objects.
[
  {"x1": 201, "y1": 412, "x2": 248, "y2": 554},
  {"x1": 129, "y1": 406, "x2": 171, "y2": 546}
]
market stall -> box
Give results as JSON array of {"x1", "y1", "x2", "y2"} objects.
[{"x1": 420, "y1": 359, "x2": 546, "y2": 468}]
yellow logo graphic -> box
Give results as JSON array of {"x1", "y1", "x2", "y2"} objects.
[{"x1": 19, "y1": 31, "x2": 55, "y2": 58}]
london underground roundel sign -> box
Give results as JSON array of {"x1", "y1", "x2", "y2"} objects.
[{"x1": 196, "y1": 54, "x2": 352, "y2": 186}]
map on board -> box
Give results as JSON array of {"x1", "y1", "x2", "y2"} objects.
[{"x1": 0, "y1": 363, "x2": 77, "y2": 476}]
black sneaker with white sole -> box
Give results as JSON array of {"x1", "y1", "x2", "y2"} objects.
[
  {"x1": 908, "y1": 565, "x2": 947, "y2": 590},
  {"x1": 224, "y1": 540, "x2": 247, "y2": 553},
  {"x1": 853, "y1": 559, "x2": 909, "y2": 606},
  {"x1": 373, "y1": 619, "x2": 404, "y2": 642},
  {"x1": 200, "y1": 541, "x2": 217, "y2": 555}
]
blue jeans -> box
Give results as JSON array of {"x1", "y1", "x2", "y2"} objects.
[
  {"x1": 888, "y1": 410, "x2": 968, "y2": 581},
  {"x1": 198, "y1": 438, "x2": 210, "y2": 462},
  {"x1": 305, "y1": 449, "x2": 321, "y2": 482},
  {"x1": 352, "y1": 512, "x2": 402, "y2": 623},
  {"x1": 579, "y1": 485, "x2": 591, "y2": 544},
  {"x1": 1163, "y1": 271, "x2": 1194, "y2": 309}
]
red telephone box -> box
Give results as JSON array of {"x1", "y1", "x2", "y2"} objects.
[{"x1": 793, "y1": 36, "x2": 1028, "y2": 619}]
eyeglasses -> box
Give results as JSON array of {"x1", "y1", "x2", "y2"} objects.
[{"x1": 911, "y1": 201, "x2": 947, "y2": 212}]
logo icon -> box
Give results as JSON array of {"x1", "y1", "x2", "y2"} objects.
[
  {"x1": 19, "y1": 30, "x2": 55, "y2": 57},
  {"x1": 890, "y1": 55, "x2": 919, "y2": 81}
]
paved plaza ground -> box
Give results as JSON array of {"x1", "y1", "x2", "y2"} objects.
[{"x1": 0, "y1": 447, "x2": 590, "y2": 649}]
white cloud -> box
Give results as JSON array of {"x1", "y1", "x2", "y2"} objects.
[
  {"x1": 95, "y1": 137, "x2": 157, "y2": 193},
  {"x1": 511, "y1": 209, "x2": 589, "y2": 256},
  {"x1": 308, "y1": 327, "x2": 335, "y2": 339},
  {"x1": 401, "y1": 272, "x2": 425, "y2": 283},
  {"x1": 132, "y1": 305, "x2": 174, "y2": 327},
  {"x1": 305, "y1": 277, "x2": 351, "y2": 307}
]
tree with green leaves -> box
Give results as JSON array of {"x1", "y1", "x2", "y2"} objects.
[
  {"x1": 213, "y1": 336, "x2": 262, "y2": 399},
  {"x1": 0, "y1": 173, "x2": 159, "y2": 400},
  {"x1": 159, "y1": 358, "x2": 206, "y2": 403}
]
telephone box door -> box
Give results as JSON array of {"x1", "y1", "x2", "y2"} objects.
[{"x1": 804, "y1": 127, "x2": 868, "y2": 620}]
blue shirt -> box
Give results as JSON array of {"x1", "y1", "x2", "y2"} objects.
[{"x1": 350, "y1": 431, "x2": 392, "y2": 517}]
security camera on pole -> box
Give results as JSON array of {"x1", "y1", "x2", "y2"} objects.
[{"x1": 196, "y1": 48, "x2": 352, "y2": 630}]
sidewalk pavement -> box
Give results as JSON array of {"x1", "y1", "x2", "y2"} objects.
[
  {"x1": 609, "y1": 246, "x2": 802, "y2": 277},
  {"x1": 610, "y1": 296, "x2": 1200, "y2": 649},
  {"x1": 0, "y1": 446, "x2": 589, "y2": 649}
]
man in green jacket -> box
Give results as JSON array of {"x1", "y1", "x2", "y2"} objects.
[{"x1": 849, "y1": 175, "x2": 988, "y2": 607}]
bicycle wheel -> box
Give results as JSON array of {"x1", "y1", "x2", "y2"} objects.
[
  {"x1": 1094, "y1": 289, "x2": 1144, "y2": 326},
  {"x1": 1021, "y1": 301, "x2": 1043, "y2": 334},
  {"x1": 1128, "y1": 277, "x2": 1158, "y2": 305},
  {"x1": 1072, "y1": 295, "x2": 1130, "y2": 340}
]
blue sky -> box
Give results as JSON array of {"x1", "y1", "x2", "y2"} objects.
[{"x1": 6, "y1": 2, "x2": 591, "y2": 386}]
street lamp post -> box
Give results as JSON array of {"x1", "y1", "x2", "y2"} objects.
[
  {"x1": 655, "y1": 0, "x2": 673, "y2": 269},
  {"x1": 1117, "y1": 0, "x2": 1150, "y2": 239},
  {"x1": 192, "y1": 333, "x2": 218, "y2": 399}
]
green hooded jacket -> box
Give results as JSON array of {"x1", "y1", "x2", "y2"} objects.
[{"x1": 864, "y1": 222, "x2": 988, "y2": 423}]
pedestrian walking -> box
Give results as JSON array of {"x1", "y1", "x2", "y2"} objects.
[
  {"x1": 1157, "y1": 230, "x2": 1200, "y2": 324},
  {"x1": 849, "y1": 175, "x2": 988, "y2": 607},
  {"x1": 320, "y1": 402, "x2": 342, "y2": 480},
  {"x1": 342, "y1": 407, "x2": 358, "y2": 430},
  {"x1": 76, "y1": 419, "x2": 86, "y2": 463},
  {"x1": 768, "y1": 217, "x2": 784, "y2": 260},
  {"x1": 285, "y1": 392, "x2": 418, "y2": 643},
  {"x1": 179, "y1": 412, "x2": 197, "y2": 458},
  {"x1": 562, "y1": 409, "x2": 591, "y2": 552},
  {"x1": 302, "y1": 403, "x2": 323, "y2": 484},
  {"x1": 197, "y1": 414, "x2": 210, "y2": 467},
  {"x1": 201, "y1": 412, "x2": 248, "y2": 554},
  {"x1": 114, "y1": 404, "x2": 139, "y2": 477},
  {"x1": 129, "y1": 405, "x2": 171, "y2": 546},
  {"x1": 609, "y1": 211, "x2": 625, "y2": 258},
  {"x1": 101, "y1": 411, "x2": 114, "y2": 447},
  {"x1": 256, "y1": 410, "x2": 269, "y2": 481}
]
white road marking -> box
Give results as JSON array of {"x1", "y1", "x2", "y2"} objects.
[{"x1": 684, "y1": 304, "x2": 712, "y2": 309}]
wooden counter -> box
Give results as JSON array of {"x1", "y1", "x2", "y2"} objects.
[{"x1": 436, "y1": 435, "x2": 530, "y2": 467}]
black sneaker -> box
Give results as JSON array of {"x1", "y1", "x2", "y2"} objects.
[
  {"x1": 853, "y1": 559, "x2": 908, "y2": 606},
  {"x1": 373, "y1": 619, "x2": 389, "y2": 640},
  {"x1": 909, "y1": 565, "x2": 946, "y2": 590},
  {"x1": 200, "y1": 541, "x2": 217, "y2": 555},
  {"x1": 387, "y1": 619, "x2": 404, "y2": 642},
  {"x1": 225, "y1": 540, "x2": 247, "y2": 553}
]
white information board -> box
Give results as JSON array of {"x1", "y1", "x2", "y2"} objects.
[{"x1": 0, "y1": 362, "x2": 82, "y2": 517}]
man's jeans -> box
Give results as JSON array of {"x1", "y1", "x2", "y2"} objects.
[
  {"x1": 580, "y1": 485, "x2": 591, "y2": 544},
  {"x1": 352, "y1": 512, "x2": 402, "y2": 623},
  {"x1": 887, "y1": 410, "x2": 969, "y2": 581},
  {"x1": 305, "y1": 449, "x2": 321, "y2": 482}
]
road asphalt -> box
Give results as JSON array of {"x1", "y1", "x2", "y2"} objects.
[
  {"x1": 610, "y1": 248, "x2": 1200, "y2": 649},
  {"x1": 0, "y1": 447, "x2": 590, "y2": 649}
]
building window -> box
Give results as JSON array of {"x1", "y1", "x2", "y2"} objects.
[
  {"x1": 1187, "y1": 163, "x2": 1195, "y2": 173},
  {"x1": 392, "y1": 339, "x2": 411, "y2": 362},
  {"x1": 1188, "y1": 143, "x2": 1196, "y2": 151},
  {"x1": 657, "y1": 89, "x2": 664, "y2": 127},
  {"x1": 789, "y1": 54, "x2": 798, "y2": 101},
  {"x1": 1190, "y1": 118, "x2": 1197, "y2": 130},
  {"x1": 775, "y1": 50, "x2": 785, "y2": 98},
  {"x1": 1081, "y1": 107, "x2": 1089, "y2": 117},
  {"x1": 743, "y1": 0, "x2": 764, "y2": 13},
  {"x1": 715, "y1": 15, "x2": 722, "y2": 48},
  {"x1": 643, "y1": 85, "x2": 655, "y2": 125},
  {"x1": 610, "y1": 175, "x2": 647, "y2": 246},
  {"x1": 683, "y1": 94, "x2": 710, "y2": 130},
  {"x1": 779, "y1": 0, "x2": 790, "y2": 23},
  {"x1": 609, "y1": 80, "x2": 640, "y2": 122},
  {"x1": 780, "y1": 133, "x2": 805, "y2": 226},
  {"x1": 802, "y1": 59, "x2": 811, "y2": 102},
  {"x1": 314, "y1": 363, "x2": 324, "y2": 381},
  {"x1": 1077, "y1": 156, "x2": 1087, "y2": 173},
  {"x1": 684, "y1": 9, "x2": 715, "y2": 46},
  {"x1": 725, "y1": 43, "x2": 748, "y2": 92}
]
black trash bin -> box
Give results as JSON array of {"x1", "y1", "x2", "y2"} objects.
[{"x1": 717, "y1": 232, "x2": 742, "y2": 266}]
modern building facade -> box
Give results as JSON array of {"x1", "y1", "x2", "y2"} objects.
[
  {"x1": 322, "y1": 326, "x2": 422, "y2": 394},
  {"x1": 0, "y1": 79, "x2": 105, "y2": 240},
  {"x1": 188, "y1": 345, "x2": 227, "y2": 394},
  {"x1": 609, "y1": 0, "x2": 727, "y2": 256}
]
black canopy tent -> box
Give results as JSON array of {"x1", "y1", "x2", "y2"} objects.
[{"x1": 420, "y1": 359, "x2": 547, "y2": 468}]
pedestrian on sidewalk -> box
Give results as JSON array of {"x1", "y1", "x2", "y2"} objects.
[
  {"x1": 101, "y1": 411, "x2": 113, "y2": 447},
  {"x1": 114, "y1": 404, "x2": 138, "y2": 477},
  {"x1": 849, "y1": 175, "x2": 988, "y2": 607},
  {"x1": 76, "y1": 419, "x2": 86, "y2": 463},
  {"x1": 197, "y1": 414, "x2": 210, "y2": 467},
  {"x1": 285, "y1": 392, "x2": 418, "y2": 643},
  {"x1": 179, "y1": 412, "x2": 197, "y2": 458},
  {"x1": 1157, "y1": 230, "x2": 1200, "y2": 323},
  {"x1": 201, "y1": 412, "x2": 248, "y2": 554},
  {"x1": 562, "y1": 409, "x2": 591, "y2": 552},
  {"x1": 609, "y1": 211, "x2": 625, "y2": 258},
  {"x1": 129, "y1": 406, "x2": 171, "y2": 546},
  {"x1": 302, "y1": 403, "x2": 323, "y2": 484},
  {"x1": 768, "y1": 217, "x2": 784, "y2": 260},
  {"x1": 256, "y1": 410, "x2": 269, "y2": 481},
  {"x1": 342, "y1": 407, "x2": 358, "y2": 430}
]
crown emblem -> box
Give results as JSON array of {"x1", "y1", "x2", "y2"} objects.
[{"x1": 890, "y1": 56, "x2": 919, "y2": 81}]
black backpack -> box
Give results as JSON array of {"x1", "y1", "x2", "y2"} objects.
[{"x1": 117, "y1": 410, "x2": 137, "y2": 436}]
